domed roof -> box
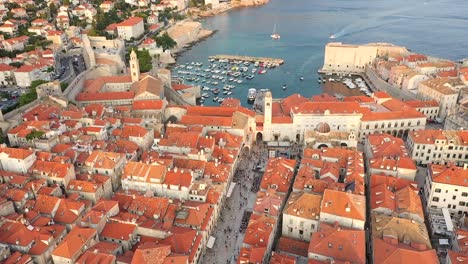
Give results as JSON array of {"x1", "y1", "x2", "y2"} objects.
[{"x1": 315, "y1": 122, "x2": 331, "y2": 133}]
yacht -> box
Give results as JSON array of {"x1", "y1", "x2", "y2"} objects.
[
  {"x1": 271, "y1": 24, "x2": 281, "y2": 40},
  {"x1": 248, "y1": 88, "x2": 257, "y2": 101}
]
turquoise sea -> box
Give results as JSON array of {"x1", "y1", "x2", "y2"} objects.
[{"x1": 175, "y1": 0, "x2": 468, "y2": 105}]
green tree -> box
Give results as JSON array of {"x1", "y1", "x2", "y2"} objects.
[
  {"x1": 0, "y1": 129, "x2": 4, "y2": 144},
  {"x1": 154, "y1": 32, "x2": 177, "y2": 51},
  {"x1": 63, "y1": 0, "x2": 70, "y2": 5},
  {"x1": 19, "y1": 80, "x2": 48, "y2": 106},
  {"x1": 60, "y1": 82, "x2": 69, "y2": 91},
  {"x1": 126, "y1": 48, "x2": 152, "y2": 73},
  {"x1": 25, "y1": 131, "x2": 45, "y2": 140},
  {"x1": 10, "y1": 62, "x2": 24, "y2": 68},
  {"x1": 49, "y1": 3, "x2": 57, "y2": 16}
]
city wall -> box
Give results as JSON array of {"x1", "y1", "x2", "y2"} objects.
[{"x1": 365, "y1": 66, "x2": 417, "y2": 100}]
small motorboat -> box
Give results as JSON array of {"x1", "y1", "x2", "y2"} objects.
[
  {"x1": 282, "y1": 84, "x2": 287, "y2": 90},
  {"x1": 299, "y1": 76, "x2": 304, "y2": 81}
]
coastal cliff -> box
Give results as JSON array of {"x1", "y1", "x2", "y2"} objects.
[
  {"x1": 232, "y1": 0, "x2": 269, "y2": 7},
  {"x1": 166, "y1": 21, "x2": 214, "y2": 52}
]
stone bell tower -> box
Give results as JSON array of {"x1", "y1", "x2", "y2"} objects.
[{"x1": 130, "y1": 49, "x2": 140, "y2": 83}]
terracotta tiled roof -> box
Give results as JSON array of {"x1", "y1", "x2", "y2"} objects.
[
  {"x1": 117, "y1": 16, "x2": 143, "y2": 27},
  {"x1": 371, "y1": 214, "x2": 431, "y2": 249},
  {"x1": 76, "y1": 251, "x2": 116, "y2": 264},
  {"x1": 269, "y1": 251, "x2": 296, "y2": 264},
  {"x1": 253, "y1": 188, "x2": 286, "y2": 217},
  {"x1": 409, "y1": 130, "x2": 468, "y2": 146},
  {"x1": 308, "y1": 226, "x2": 365, "y2": 264},
  {"x1": 122, "y1": 161, "x2": 166, "y2": 183},
  {"x1": 76, "y1": 91, "x2": 135, "y2": 101},
  {"x1": 321, "y1": 189, "x2": 366, "y2": 221},
  {"x1": 0, "y1": 146, "x2": 34, "y2": 160},
  {"x1": 101, "y1": 221, "x2": 137, "y2": 240},
  {"x1": 291, "y1": 101, "x2": 363, "y2": 115},
  {"x1": 404, "y1": 100, "x2": 439, "y2": 108},
  {"x1": 243, "y1": 214, "x2": 276, "y2": 247},
  {"x1": 132, "y1": 99, "x2": 164, "y2": 110},
  {"x1": 131, "y1": 243, "x2": 180, "y2": 264},
  {"x1": 239, "y1": 246, "x2": 266, "y2": 264},
  {"x1": 277, "y1": 236, "x2": 309, "y2": 257},
  {"x1": 52, "y1": 226, "x2": 97, "y2": 259},
  {"x1": 429, "y1": 163, "x2": 468, "y2": 187},
  {"x1": 284, "y1": 191, "x2": 321, "y2": 220},
  {"x1": 373, "y1": 238, "x2": 438, "y2": 264},
  {"x1": 367, "y1": 134, "x2": 408, "y2": 159},
  {"x1": 34, "y1": 194, "x2": 60, "y2": 215}
]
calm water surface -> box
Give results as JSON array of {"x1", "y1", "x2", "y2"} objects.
[{"x1": 176, "y1": 0, "x2": 468, "y2": 105}]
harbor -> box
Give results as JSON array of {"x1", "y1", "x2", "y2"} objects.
[{"x1": 172, "y1": 55, "x2": 291, "y2": 106}]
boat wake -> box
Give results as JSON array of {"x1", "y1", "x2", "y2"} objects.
[
  {"x1": 328, "y1": 2, "x2": 432, "y2": 39},
  {"x1": 329, "y1": 17, "x2": 409, "y2": 39}
]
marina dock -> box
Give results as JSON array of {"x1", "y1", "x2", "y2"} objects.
[{"x1": 209, "y1": 55, "x2": 284, "y2": 65}]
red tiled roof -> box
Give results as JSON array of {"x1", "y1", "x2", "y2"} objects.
[
  {"x1": 277, "y1": 236, "x2": 309, "y2": 257},
  {"x1": 309, "y1": 226, "x2": 365, "y2": 264},
  {"x1": 132, "y1": 100, "x2": 164, "y2": 110},
  {"x1": 373, "y1": 238, "x2": 438, "y2": 264},
  {"x1": 117, "y1": 17, "x2": 143, "y2": 27},
  {"x1": 52, "y1": 227, "x2": 97, "y2": 259},
  {"x1": 76, "y1": 91, "x2": 134, "y2": 101},
  {"x1": 429, "y1": 163, "x2": 468, "y2": 187},
  {"x1": 101, "y1": 222, "x2": 137, "y2": 240}
]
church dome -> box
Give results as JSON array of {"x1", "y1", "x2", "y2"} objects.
[{"x1": 315, "y1": 122, "x2": 331, "y2": 133}]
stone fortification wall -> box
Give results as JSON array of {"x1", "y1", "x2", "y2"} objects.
[
  {"x1": 365, "y1": 65, "x2": 417, "y2": 100},
  {"x1": 321, "y1": 42, "x2": 409, "y2": 74}
]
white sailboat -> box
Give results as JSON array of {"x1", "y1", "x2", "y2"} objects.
[{"x1": 271, "y1": 24, "x2": 280, "y2": 40}]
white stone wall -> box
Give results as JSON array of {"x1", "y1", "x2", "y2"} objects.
[
  {"x1": 282, "y1": 213, "x2": 319, "y2": 242},
  {"x1": 319, "y1": 212, "x2": 365, "y2": 230},
  {"x1": 425, "y1": 180, "x2": 468, "y2": 217},
  {"x1": 406, "y1": 137, "x2": 468, "y2": 166}
]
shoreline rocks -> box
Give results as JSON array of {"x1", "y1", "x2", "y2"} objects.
[{"x1": 232, "y1": 0, "x2": 269, "y2": 7}]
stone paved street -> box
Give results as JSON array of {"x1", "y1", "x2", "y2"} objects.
[{"x1": 201, "y1": 143, "x2": 269, "y2": 264}]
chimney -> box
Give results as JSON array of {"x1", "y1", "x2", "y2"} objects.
[{"x1": 345, "y1": 203, "x2": 351, "y2": 212}]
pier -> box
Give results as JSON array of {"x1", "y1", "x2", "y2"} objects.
[{"x1": 209, "y1": 55, "x2": 284, "y2": 65}]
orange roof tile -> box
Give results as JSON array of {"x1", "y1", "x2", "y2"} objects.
[
  {"x1": 52, "y1": 227, "x2": 97, "y2": 259},
  {"x1": 132, "y1": 100, "x2": 164, "y2": 110},
  {"x1": 76, "y1": 91, "x2": 134, "y2": 101},
  {"x1": 373, "y1": 238, "x2": 438, "y2": 264},
  {"x1": 243, "y1": 214, "x2": 276, "y2": 247},
  {"x1": 101, "y1": 221, "x2": 137, "y2": 240},
  {"x1": 291, "y1": 102, "x2": 363, "y2": 115},
  {"x1": 0, "y1": 146, "x2": 34, "y2": 159},
  {"x1": 284, "y1": 192, "x2": 321, "y2": 220},
  {"x1": 117, "y1": 16, "x2": 143, "y2": 27},
  {"x1": 321, "y1": 189, "x2": 366, "y2": 221},
  {"x1": 429, "y1": 163, "x2": 468, "y2": 187},
  {"x1": 309, "y1": 226, "x2": 365, "y2": 264},
  {"x1": 269, "y1": 252, "x2": 296, "y2": 264},
  {"x1": 277, "y1": 236, "x2": 309, "y2": 257}
]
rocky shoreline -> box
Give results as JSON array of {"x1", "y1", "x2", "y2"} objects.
[{"x1": 166, "y1": 0, "x2": 269, "y2": 63}]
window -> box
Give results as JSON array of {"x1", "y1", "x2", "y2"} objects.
[
  {"x1": 462, "y1": 192, "x2": 468, "y2": 197},
  {"x1": 288, "y1": 227, "x2": 293, "y2": 233},
  {"x1": 299, "y1": 230, "x2": 304, "y2": 235},
  {"x1": 459, "y1": 202, "x2": 466, "y2": 206},
  {"x1": 432, "y1": 197, "x2": 439, "y2": 202},
  {"x1": 453, "y1": 196, "x2": 457, "y2": 200},
  {"x1": 435, "y1": 188, "x2": 441, "y2": 193}
]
